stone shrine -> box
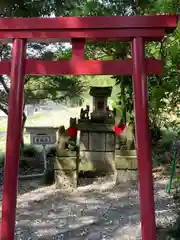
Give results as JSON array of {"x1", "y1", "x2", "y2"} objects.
[
  {"x1": 78, "y1": 86, "x2": 116, "y2": 174},
  {"x1": 54, "y1": 86, "x2": 138, "y2": 188}
]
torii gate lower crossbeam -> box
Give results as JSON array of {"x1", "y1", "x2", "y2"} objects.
[{"x1": 0, "y1": 15, "x2": 178, "y2": 240}]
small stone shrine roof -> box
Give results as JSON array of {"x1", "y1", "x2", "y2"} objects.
[{"x1": 89, "y1": 86, "x2": 112, "y2": 97}]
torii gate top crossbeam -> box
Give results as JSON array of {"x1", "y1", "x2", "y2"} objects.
[
  {"x1": 0, "y1": 15, "x2": 177, "y2": 76},
  {"x1": 0, "y1": 15, "x2": 177, "y2": 43}
]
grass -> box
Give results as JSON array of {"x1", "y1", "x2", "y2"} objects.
[
  {"x1": 0, "y1": 113, "x2": 50, "y2": 152},
  {"x1": 0, "y1": 119, "x2": 7, "y2": 132},
  {"x1": 0, "y1": 106, "x2": 80, "y2": 152},
  {"x1": 0, "y1": 113, "x2": 47, "y2": 131},
  {"x1": 0, "y1": 136, "x2": 6, "y2": 151},
  {"x1": 0, "y1": 134, "x2": 31, "y2": 152},
  {"x1": 25, "y1": 112, "x2": 49, "y2": 126}
]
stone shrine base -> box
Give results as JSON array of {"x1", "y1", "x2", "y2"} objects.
[
  {"x1": 54, "y1": 150, "x2": 78, "y2": 188},
  {"x1": 54, "y1": 148, "x2": 138, "y2": 188}
]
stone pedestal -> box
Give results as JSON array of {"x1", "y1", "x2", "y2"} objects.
[
  {"x1": 115, "y1": 149, "x2": 137, "y2": 170},
  {"x1": 78, "y1": 122, "x2": 116, "y2": 174},
  {"x1": 54, "y1": 150, "x2": 78, "y2": 188}
]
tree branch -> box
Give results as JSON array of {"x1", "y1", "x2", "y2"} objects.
[
  {"x1": 0, "y1": 104, "x2": 8, "y2": 115},
  {"x1": 0, "y1": 75, "x2": 9, "y2": 93}
]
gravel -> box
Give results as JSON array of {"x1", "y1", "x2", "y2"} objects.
[{"x1": 0, "y1": 176, "x2": 177, "y2": 239}]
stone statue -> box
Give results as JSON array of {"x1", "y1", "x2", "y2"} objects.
[
  {"x1": 56, "y1": 119, "x2": 78, "y2": 154},
  {"x1": 80, "y1": 105, "x2": 90, "y2": 119},
  {"x1": 56, "y1": 125, "x2": 70, "y2": 154},
  {"x1": 118, "y1": 121, "x2": 136, "y2": 150},
  {"x1": 125, "y1": 122, "x2": 136, "y2": 150},
  {"x1": 80, "y1": 108, "x2": 85, "y2": 119}
]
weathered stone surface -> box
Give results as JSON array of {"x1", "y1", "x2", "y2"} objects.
[
  {"x1": 106, "y1": 133, "x2": 115, "y2": 151},
  {"x1": 116, "y1": 149, "x2": 137, "y2": 156},
  {"x1": 79, "y1": 151, "x2": 115, "y2": 172},
  {"x1": 55, "y1": 169, "x2": 77, "y2": 188},
  {"x1": 80, "y1": 132, "x2": 89, "y2": 150},
  {"x1": 78, "y1": 122, "x2": 114, "y2": 132},
  {"x1": 89, "y1": 132, "x2": 105, "y2": 151},
  {"x1": 54, "y1": 157, "x2": 77, "y2": 171},
  {"x1": 115, "y1": 150, "x2": 137, "y2": 170},
  {"x1": 57, "y1": 150, "x2": 77, "y2": 157}
]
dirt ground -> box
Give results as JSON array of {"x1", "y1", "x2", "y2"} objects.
[{"x1": 0, "y1": 176, "x2": 176, "y2": 240}]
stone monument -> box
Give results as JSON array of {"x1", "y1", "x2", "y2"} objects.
[{"x1": 78, "y1": 87, "x2": 116, "y2": 175}]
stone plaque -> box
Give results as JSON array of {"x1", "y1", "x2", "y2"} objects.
[
  {"x1": 89, "y1": 132, "x2": 105, "y2": 151},
  {"x1": 80, "y1": 132, "x2": 89, "y2": 150},
  {"x1": 106, "y1": 133, "x2": 115, "y2": 151},
  {"x1": 33, "y1": 134, "x2": 51, "y2": 145}
]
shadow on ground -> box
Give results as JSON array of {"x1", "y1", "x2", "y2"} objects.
[{"x1": 0, "y1": 178, "x2": 175, "y2": 239}]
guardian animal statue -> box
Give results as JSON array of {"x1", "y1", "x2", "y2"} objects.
[
  {"x1": 56, "y1": 125, "x2": 70, "y2": 155},
  {"x1": 80, "y1": 105, "x2": 90, "y2": 119}
]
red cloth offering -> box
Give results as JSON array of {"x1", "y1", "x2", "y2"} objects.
[
  {"x1": 113, "y1": 124, "x2": 127, "y2": 136},
  {"x1": 67, "y1": 127, "x2": 77, "y2": 137}
]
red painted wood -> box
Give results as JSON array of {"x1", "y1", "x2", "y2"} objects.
[
  {"x1": 0, "y1": 60, "x2": 11, "y2": 74},
  {"x1": 0, "y1": 29, "x2": 166, "y2": 43},
  {"x1": 0, "y1": 39, "x2": 26, "y2": 240},
  {"x1": 132, "y1": 37, "x2": 156, "y2": 240},
  {"x1": 25, "y1": 59, "x2": 162, "y2": 75},
  {"x1": 0, "y1": 15, "x2": 177, "y2": 30},
  {"x1": 72, "y1": 38, "x2": 85, "y2": 61},
  {"x1": 0, "y1": 59, "x2": 162, "y2": 75}
]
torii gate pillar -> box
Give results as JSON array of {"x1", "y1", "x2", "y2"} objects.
[
  {"x1": 132, "y1": 37, "x2": 156, "y2": 239},
  {"x1": 0, "y1": 39, "x2": 26, "y2": 239}
]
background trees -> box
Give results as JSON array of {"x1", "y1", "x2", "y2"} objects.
[{"x1": 0, "y1": 1, "x2": 85, "y2": 128}]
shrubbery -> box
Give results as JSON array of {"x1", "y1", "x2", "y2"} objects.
[
  {"x1": 152, "y1": 130, "x2": 178, "y2": 166},
  {"x1": 0, "y1": 152, "x2": 4, "y2": 167},
  {"x1": 20, "y1": 144, "x2": 38, "y2": 158},
  {"x1": 46, "y1": 145, "x2": 56, "y2": 157}
]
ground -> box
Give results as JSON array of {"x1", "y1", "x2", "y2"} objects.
[{"x1": 0, "y1": 176, "x2": 176, "y2": 239}]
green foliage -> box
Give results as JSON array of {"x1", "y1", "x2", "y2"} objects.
[
  {"x1": 159, "y1": 131, "x2": 177, "y2": 150},
  {"x1": 25, "y1": 75, "x2": 85, "y2": 104},
  {"x1": 46, "y1": 146, "x2": 56, "y2": 158},
  {"x1": 0, "y1": 1, "x2": 86, "y2": 119},
  {"x1": 76, "y1": 0, "x2": 180, "y2": 130},
  {"x1": 152, "y1": 130, "x2": 177, "y2": 166},
  {"x1": 0, "y1": 0, "x2": 78, "y2": 17},
  {"x1": 0, "y1": 152, "x2": 4, "y2": 167},
  {"x1": 21, "y1": 144, "x2": 38, "y2": 158}
]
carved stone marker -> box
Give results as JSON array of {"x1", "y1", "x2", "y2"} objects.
[{"x1": 26, "y1": 126, "x2": 58, "y2": 145}]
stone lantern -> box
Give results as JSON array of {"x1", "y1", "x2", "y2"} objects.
[
  {"x1": 90, "y1": 86, "x2": 112, "y2": 112},
  {"x1": 89, "y1": 86, "x2": 112, "y2": 121}
]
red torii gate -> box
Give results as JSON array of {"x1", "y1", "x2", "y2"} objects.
[{"x1": 0, "y1": 15, "x2": 178, "y2": 240}]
